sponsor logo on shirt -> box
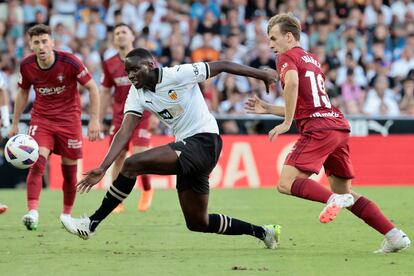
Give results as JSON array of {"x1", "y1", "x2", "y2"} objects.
[
  {"x1": 113, "y1": 76, "x2": 130, "y2": 86},
  {"x1": 192, "y1": 64, "x2": 199, "y2": 76},
  {"x1": 168, "y1": 89, "x2": 178, "y2": 100},
  {"x1": 36, "y1": 85, "x2": 66, "y2": 95},
  {"x1": 310, "y1": 111, "x2": 339, "y2": 118},
  {"x1": 77, "y1": 69, "x2": 89, "y2": 79}
]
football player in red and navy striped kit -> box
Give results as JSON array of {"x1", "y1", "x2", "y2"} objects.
[
  {"x1": 245, "y1": 13, "x2": 410, "y2": 253},
  {"x1": 9, "y1": 24, "x2": 100, "y2": 231}
]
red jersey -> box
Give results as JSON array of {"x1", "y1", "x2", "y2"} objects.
[
  {"x1": 101, "y1": 54, "x2": 150, "y2": 126},
  {"x1": 277, "y1": 47, "x2": 350, "y2": 133},
  {"x1": 18, "y1": 50, "x2": 92, "y2": 126}
]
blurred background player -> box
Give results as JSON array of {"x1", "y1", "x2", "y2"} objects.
[
  {"x1": 0, "y1": 70, "x2": 10, "y2": 137},
  {"x1": 9, "y1": 24, "x2": 100, "y2": 231},
  {"x1": 0, "y1": 202, "x2": 7, "y2": 214},
  {"x1": 245, "y1": 13, "x2": 410, "y2": 253},
  {"x1": 0, "y1": 66, "x2": 10, "y2": 215},
  {"x1": 100, "y1": 23, "x2": 154, "y2": 213}
]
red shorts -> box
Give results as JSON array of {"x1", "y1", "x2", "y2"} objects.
[
  {"x1": 28, "y1": 121, "x2": 82, "y2": 160},
  {"x1": 285, "y1": 130, "x2": 355, "y2": 179},
  {"x1": 109, "y1": 113, "x2": 151, "y2": 149}
]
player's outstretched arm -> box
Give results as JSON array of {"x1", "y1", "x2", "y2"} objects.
[
  {"x1": 84, "y1": 79, "x2": 100, "y2": 141},
  {"x1": 268, "y1": 70, "x2": 298, "y2": 142},
  {"x1": 244, "y1": 95, "x2": 285, "y2": 117},
  {"x1": 208, "y1": 61, "x2": 278, "y2": 93},
  {"x1": 8, "y1": 88, "x2": 29, "y2": 137},
  {"x1": 76, "y1": 114, "x2": 140, "y2": 193}
]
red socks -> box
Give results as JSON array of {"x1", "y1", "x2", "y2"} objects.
[
  {"x1": 290, "y1": 178, "x2": 333, "y2": 203},
  {"x1": 62, "y1": 164, "x2": 77, "y2": 214},
  {"x1": 141, "y1": 175, "x2": 151, "y2": 191},
  {"x1": 27, "y1": 155, "x2": 47, "y2": 210},
  {"x1": 350, "y1": 197, "x2": 394, "y2": 235}
]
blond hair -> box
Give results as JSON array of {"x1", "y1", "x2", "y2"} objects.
[{"x1": 267, "y1": 13, "x2": 301, "y2": 41}]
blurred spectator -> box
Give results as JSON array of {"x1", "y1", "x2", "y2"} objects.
[
  {"x1": 221, "y1": 8, "x2": 245, "y2": 39},
  {"x1": 245, "y1": 10, "x2": 267, "y2": 49},
  {"x1": 76, "y1": 7, "x2": 106, "y2": 41},
  {"x1": 341, "y1": 68, "x2": 365, "y2": 115},
  {"x1": 391, "y1": 0, "x2": 414, "y2": 24},
  {"x1": 363, "y1": 75, "x2": 400, "y2": 116},
  {"x1": 389, "y1": 47, "x2": 414, "y2": 82},
  {"x1": 364, "y1": 0, "x2": 393, "y2": 28},
  {"x1": 53, "y1": 0, "x2": 77, "y2": 15},
  {"x1": 190, "y1": 0, "x2": 220, "y2": 31},
  {"x1": 23, "y1": 0, "x2": 48, "y2": 28},
  {"x1": 105, "y1": 0, "x2": 137, "y2": 29},
  {"x1": 219, "y1": 74, "x2": 247, "y2": 114},
  {"x1": 399, "y1": 76, "x2": 414, "y2": 115},
  {"x1": 336, "y1": 52, "x2": 367, "y2": 88},
  {"x1": 191, "y1": 32, "x2": 220, "y2": 62}
]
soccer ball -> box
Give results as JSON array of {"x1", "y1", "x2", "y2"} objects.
[{"x1": 5, "y1": 134, "x2": 39, "y2": 169}]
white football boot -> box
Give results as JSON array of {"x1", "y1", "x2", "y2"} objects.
[
  {"x1": 375, "y1": 230, "x2": 411, "y2": 253},
  {"x1": 61, "y1": 215, "x2": 95, "y2": 240},
  {"x1": 22, "y1": 210, "x2": 39, "y2": 231}
]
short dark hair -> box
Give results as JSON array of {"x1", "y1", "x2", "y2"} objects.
[
  {"x1": 113, "y1": 23, "x2": 134, "y2": 33},
  {"x1": 126, "y1": 48, "x2": 153, "y2": 60},
  {"x1": 27, "y1": 24, "x2": 51, "y2": 37}
]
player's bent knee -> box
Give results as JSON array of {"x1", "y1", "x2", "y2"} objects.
[
  {"x1": 120, "y1": 157, "x2": 138, "y2": 178},
  {"x1": 277, "y1": 180, "x2": 292, "y2": 195}
]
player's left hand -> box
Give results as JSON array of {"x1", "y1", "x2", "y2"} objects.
[
  {"x1": 268, "y1": 122, "x2": 291, "y2": 142},
  {"x1": 77, "y1": 168, "x2": 105, "y2": 194},
  {"x1": 87, "y1": 119, "x2": 100, "y2": 141},
  {"x1": 262, "y1": 68, "x2": 279, "y2": 94}
]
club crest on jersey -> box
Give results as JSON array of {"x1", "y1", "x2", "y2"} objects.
[
  {"x1": 168, "y1": 90, "x2": 178, "y2": 100},
  {"x1": 57, "y1": 74, "x2": 65, "y2": 83}
]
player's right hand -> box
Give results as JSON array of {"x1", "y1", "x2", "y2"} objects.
[
  {"x1": 77, "y1": 168, "x2": 105, "y2": 194},
  {"x1": 8, "y1": 124, "x2": 18, "y2": 138},
  {"x1": 244, "y1": 95, "x2": 269, "y2": 114}
]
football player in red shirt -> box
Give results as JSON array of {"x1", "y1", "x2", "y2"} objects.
[
  {"x1": 9, "y1": 24, "x2": 100, "y2": 231},
  {"x1": 245, "y1": 14, "x2": 410, "y2": 253},
  {"x1": 100, "y1": 23, "x2": 154, "y2": 213}
]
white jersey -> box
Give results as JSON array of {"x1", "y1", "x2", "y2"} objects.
[{"x1": 124, "y1": 62, "x2": 219, "y2": 141}]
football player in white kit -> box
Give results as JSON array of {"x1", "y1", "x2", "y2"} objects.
[{"x1": 61, "y1": 48, "x2": 281, "y2": 249}]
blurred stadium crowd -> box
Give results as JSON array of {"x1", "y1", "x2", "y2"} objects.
[{"x1": 1, "y1": 0, "x2": 414, "y2": 125}]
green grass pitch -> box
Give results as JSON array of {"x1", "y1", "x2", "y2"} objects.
[{"x1": 0, "y1": 187, "x2": 413, "y2": 276}]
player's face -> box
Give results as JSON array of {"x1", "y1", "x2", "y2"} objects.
[
  {"x1": 113, "y1": 26, "x2": 134, "y2": 49},
  {"x1": 29, "y1": 34, "x2": 54, "y2": 61},
  {"x1": 125, "y1": 57, "x2": 155, "y2": 89},
  {"x1": 268, "y1": 24, "x2": 290, "y2": 54}
]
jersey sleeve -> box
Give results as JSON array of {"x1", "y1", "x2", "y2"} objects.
[
  {"x1": 277, "y1": 53, "x2": 298, "y2": 84},
  {"x1": 124, "y1": 86, "x2": 144, "y2": 117},
  {"x1": 101, "y1": 61, "x2": 114, "y2": 88},
  {"x1": 173, "y1": 62, "x2": 210, "y2": 84},
  {"x1": 17, "y1": 66, "x2": 32, "y2": 90},
  {"x1": 70, "y1": 54, "x2": 93, "y2": 85}
]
